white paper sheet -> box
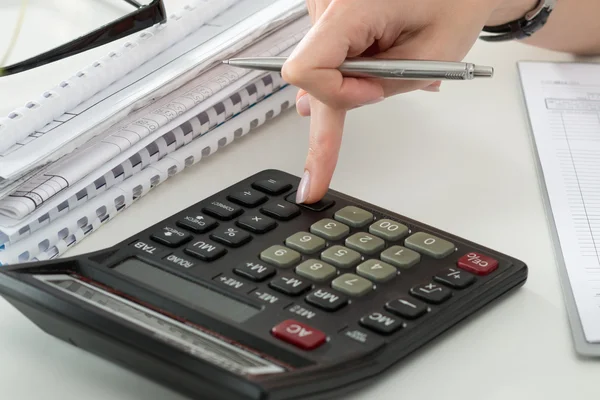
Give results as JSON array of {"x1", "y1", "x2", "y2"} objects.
[{"x1": 519, "y1": 61, "x2": 600, "y2": 345}]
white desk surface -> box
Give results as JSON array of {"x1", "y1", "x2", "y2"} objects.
[{"x1": 1, "y1": 1, "x2": 600, "y2": 399}]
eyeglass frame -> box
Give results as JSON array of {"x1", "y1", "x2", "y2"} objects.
[{"x1": 0, "y1": 0, "x2": 167, "y2": 77}]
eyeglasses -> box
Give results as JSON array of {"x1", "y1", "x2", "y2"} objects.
[{"x1": 0, "y1": 0, "x2": 167, "y2": 77}]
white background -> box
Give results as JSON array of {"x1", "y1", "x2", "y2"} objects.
[{"x1": 1, "y1": 0, "x2": 600, "y2": 399}]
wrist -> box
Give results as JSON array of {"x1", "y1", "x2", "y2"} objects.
[{"x1": 486, "y1": 0, "x2": 539, "y2": 26}]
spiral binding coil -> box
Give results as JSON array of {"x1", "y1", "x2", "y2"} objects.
[{"x1": 0, "y1": 84, "x2": 297, "y2": 265}]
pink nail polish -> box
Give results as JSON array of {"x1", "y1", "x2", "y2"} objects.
[
  {"x1": 296, "y1": 170, "x2": 310, "y2": 203},
  {"x1": 296, "y1": 94, "x2": 311, "y2": 116}
]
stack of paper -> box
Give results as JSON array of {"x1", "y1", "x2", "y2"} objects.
[{"x1": 0, "y1": 0, "x2": 310, "y2": 265}]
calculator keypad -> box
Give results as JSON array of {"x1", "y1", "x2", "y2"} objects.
[{"x1": 132, "y1": 171, "x2": 509, "y2": 355}]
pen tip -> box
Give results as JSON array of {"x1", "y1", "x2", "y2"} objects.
[{"x1": 222, "y1": 60, "x2": 230, "y2": 65}]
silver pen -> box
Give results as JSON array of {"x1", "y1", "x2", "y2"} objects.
[{"x1": 222, "y1": 56, "x2": 493, "y2": 80}]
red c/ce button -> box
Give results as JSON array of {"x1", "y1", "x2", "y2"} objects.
[
  {"x1": 457, "y1": 252, "x2": 498, "y2": 275},
  {"x1": 271, "y1": 319, "x2": 326, "y2": 350}
]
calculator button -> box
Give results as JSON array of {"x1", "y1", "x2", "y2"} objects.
[
  {"x1": 310, "y1": 218, "x2": 350, "y2": 241},
  {"x1": 321, "y1": 245, "x2": 361, "y2": 269},
  {"x1": 368, "y1": 219, "x2": 409, "y2": 241},
  {"x1": 305, "y1": 289, "x2": 348, "y2": 312},
  {"x1": 213, "y1": 274, "x2": 255, "y2": 294},
  {"x1": 184, "y1": 239, "x2": 226, "y2": 261},
  {"x1": 434, "y1": 267, "x2": 476, "y2": 289},
  {"x1": 295, "y1": 260, "x2": 337, "y2": 282},
  {"x1": 380, "y1": 246, "x2": 421, "y2": 269},
  {"x1": 150, "y1": 225, "x2": 193, "y2": 247},
  {"x1": 331, "y1": 273, "x2": 373, "y2": 297},
  {"x1": 285, "y1": 232, "x2": 326, "y2": 254},
  {"x1": 271, "y1": 319, "x2": 326, "y2": 350},
  {"x1": 285, "y1": 192, "x2": 335, "y2": 212},
  {"x1": 410, "y1": 282, "x2": 452, "y2": 304},
  {"x1": 252, "y1": 178, "x2": 292, "y2": 195},
  {"x1": 129, "y1": 239, "x2": 170, "y2": 258},
  {"x1": 385, "y1": 297, "x2": 428, "y2": 320},
  {"x1": 334, "y1": 206, "x2": 373, "y2": 227},
  {"x1": 269, "y1": 276, "x2": 312, "y2": 296},
  {"x1": 176, "y1": 214, "x2": 218, "y2": 234},
  {"x1": 356, "y1": 259, "x2": 397, "y2": 282},
  {"x1": 260, "y1": 201, "x2": 301, "y2": 221},
  {"x1": 227, "y1": 189, "x2": 267, "y2": 207},
  {"x1": 457, "y1": 252, "x2": 499, "y2": 275},
  {"x1": 404, "y1": 232, "x2": 455, "y2": 259},
  {"x1": 203, "y1": 200, "x2": 243, "y2": 220},
  {"x1": 345, "y1": 232, "x2": 385, "y2": 255},
  {"x1": 236, "y1": 214, "x2": 277, "y2": 234},
  {"x1": 360, "y1": 312, "x2": 404, "y2": 335},
  {"x1": 233, "y1": 261, "x2": 276, "y2": 282},
  {"x1": 260, "y1": 245, "x2": 301, "y2": 268},
  {"x1": 163, "y1": 253, "x2": 197, "y2": 269},
  {"x1": 210, "y1": 226, "x2": 252, "y2": 247}
]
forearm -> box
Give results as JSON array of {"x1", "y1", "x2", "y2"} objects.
[
  {"x1": 523, "y1": 0, "x2": 600, "y2": 55},
  {"x1": 489, "y1": 0, "x2": 600, "y2": 55}
]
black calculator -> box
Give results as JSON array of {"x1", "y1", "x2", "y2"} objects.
[{"x1": 0, "y1": 169, "x2": 527, "y2": 400}]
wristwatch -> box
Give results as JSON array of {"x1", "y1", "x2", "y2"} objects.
[{"x1": 480, "y1": 0, "x2": 556, "y2": 41}]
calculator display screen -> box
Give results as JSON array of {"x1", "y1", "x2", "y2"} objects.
[
  {"x1": 113, "y1": 257, "x2": 260, "y2": 323},
  {"x1": 32, "y1": 273, "x2": 286, "y2": 376}
]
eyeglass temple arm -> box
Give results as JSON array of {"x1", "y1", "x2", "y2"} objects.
[
  {"x1": 123, "y1": 0, "x2": 144, "y2": 8},
  {"x1": 0, "y1": 0, "x2": 166, "y2": 77}
]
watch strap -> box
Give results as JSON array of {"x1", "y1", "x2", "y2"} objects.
[{"x1": 480, "y1": 0, "x2": 555, "y2": 41}]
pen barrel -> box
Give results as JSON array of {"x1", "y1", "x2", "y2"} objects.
[{"x1": 338, "y1": 60, "x2": 479, "y2": 80}]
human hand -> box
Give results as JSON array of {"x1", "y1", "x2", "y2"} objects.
[{"x1": 282, "y1": 0, "x2": 526, "y2": 204}]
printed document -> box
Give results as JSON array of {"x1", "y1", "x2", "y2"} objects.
[{"x1": 519, "y1": 61, "x2": 600, "y2": 345}]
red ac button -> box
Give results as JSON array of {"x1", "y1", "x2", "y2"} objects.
[{"x1": 272, "y1": 320, "x2": 326, "y2": 350}]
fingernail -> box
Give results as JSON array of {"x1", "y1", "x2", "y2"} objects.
[
  {"x1": 422, "y1": 81, "x2": 441, "y2": 92},
  {"x1": 360, "y1": 96, "x2": 384, "y2": 106},
  {"x1": 421, "y1": 86, "x2": 440, "y2": 92},
  {"x1": 296, "y1": 94, "x2": 310, "y2": 116},
  {"x1": 296, "y1": 170, "x2": 310, "y2": 203}
]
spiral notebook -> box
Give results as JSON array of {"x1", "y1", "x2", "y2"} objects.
[{"x1": 0, "y1": 0, "x2": 309, "y2": 265}]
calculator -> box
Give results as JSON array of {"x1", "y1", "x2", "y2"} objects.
[{"x1": 0, "y1": 169, "x2": 527, "y2": 400}]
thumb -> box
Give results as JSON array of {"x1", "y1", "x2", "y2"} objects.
[{"x1": 296, "y1": 98, "x2": 346, "y2": 204}]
